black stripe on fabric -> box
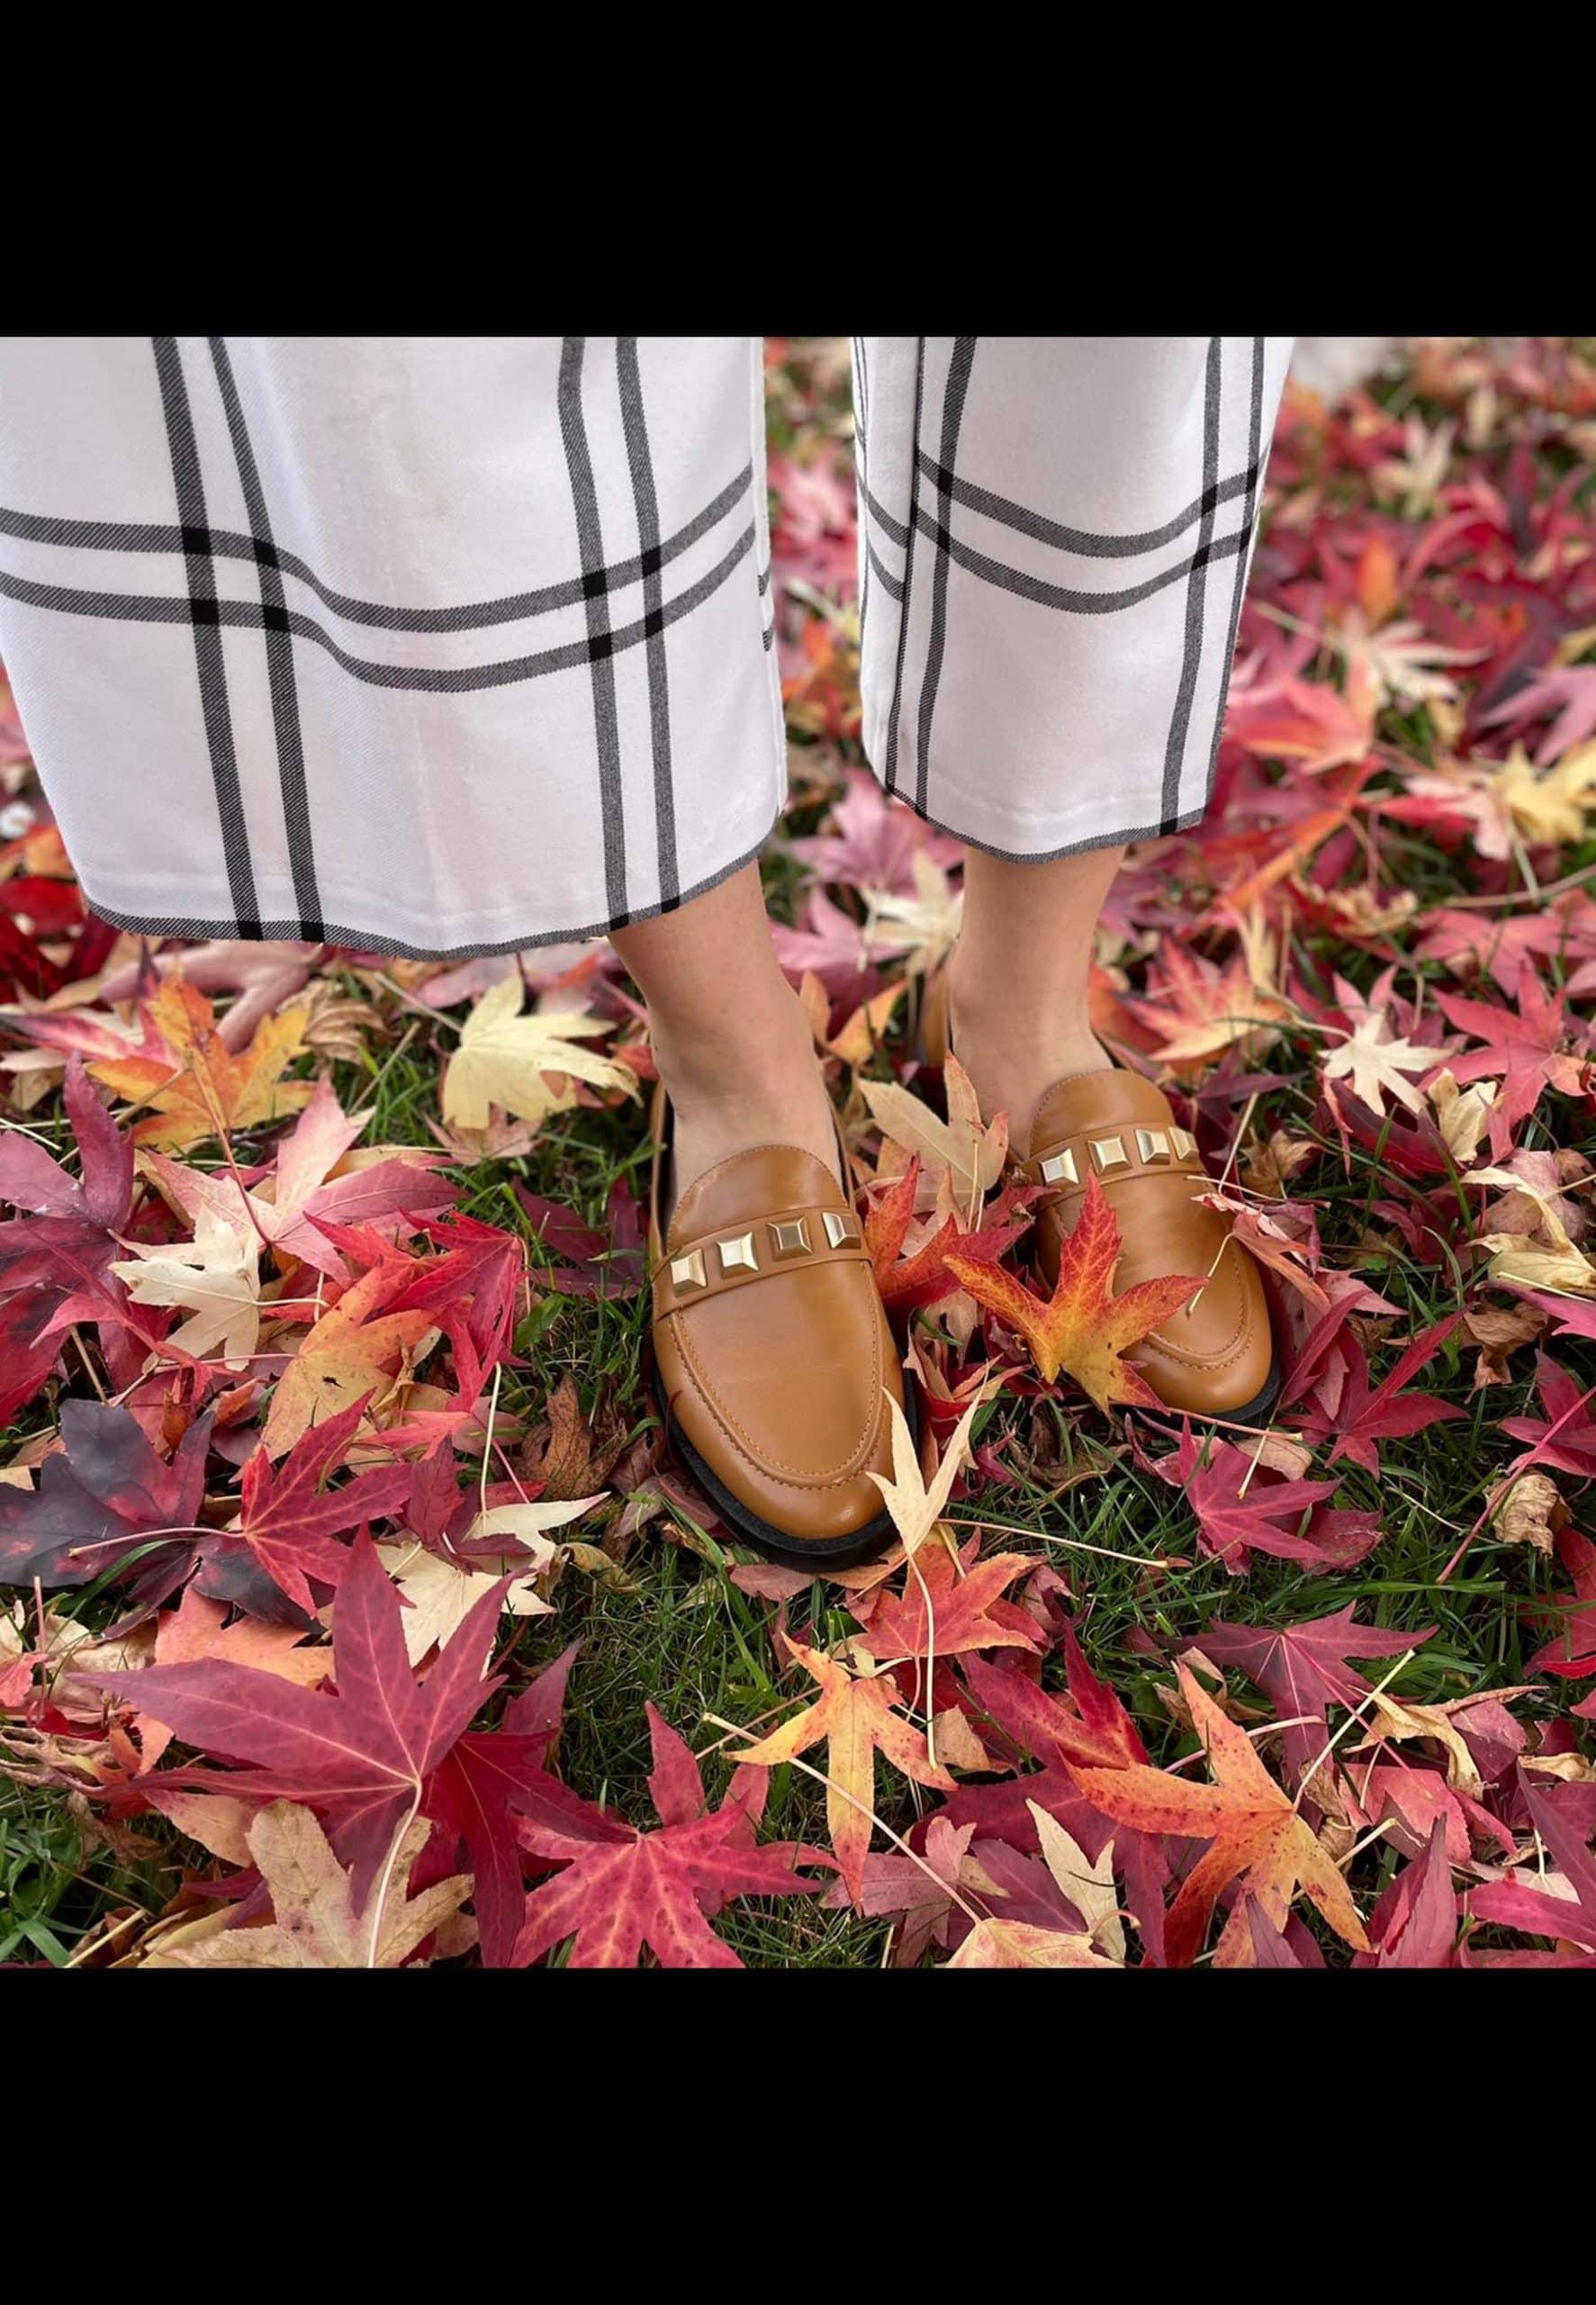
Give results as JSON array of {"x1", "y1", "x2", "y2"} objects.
[
  {"x1": 0, "y1": 523, "x2": 758, "y2": 693},
  {"x1": 881, "y1": 337, "x2": 926, "y2": 796},
  {"x1": 207, "y1": 337, "x2": 323, "y2": 939},
  {"x1": 1201, "y1": 336, "x2": 1268, "y2": 809},
  {"x1": 913, "y1": 447, "x2": 1263, "y2": 560},
  {"x1": 866, "y1": 540, "x2": 904, "y2": 603},
  {"x1": 83, "y1": 800, "x2": 787, "y2": 963},
  {"x1": 557, "y1": 339, "x2": 627, "y2": 923},
  {"x1": 616, "y1": 338, "x2": 679, "y2": 909},
  {"x1": 915, "y1": 335, "x2": 977, "y2": 816},
  {"x1": 861, "y1": 479, "x2": 910, "y2": 552},
  {"x1": 908, "y1": 502, "x2": 1249, "y2": 615},
  {"x1": 150, "y1": 337, "x2": 258, "y2": 936},
  {"x1": 1159, "y1": 336, "x2": 1223, "y2": 831},
  {"x1": 0, "y1": 466, "x2": 754, "y2": 634}
]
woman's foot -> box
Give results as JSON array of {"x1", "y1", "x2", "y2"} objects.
[
  {"x1": 941, "y1": 945, "x2": 1113, "y2": 1145},
  {"x1": 646, "y1": 1082, "x2": 906, "y2": 1566},
  {"x1": 652, "y1": 978, "x2": 841, "y2": 1210},
  {"x1": 613, "y1": 863, "x2": 903, "y2": 1566}
]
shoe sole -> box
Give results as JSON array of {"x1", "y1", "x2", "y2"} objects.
[
  {"x1": 1136, "y1": 1353, "x2": 1284, "y2": 1433},
  {"x1": 652, "y1": 1365, "x2": 917, "y2": 1573}
]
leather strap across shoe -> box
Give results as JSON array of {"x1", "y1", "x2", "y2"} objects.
[
  {"x1": 1021, "y1": 1069, "x2": 1280, "y2": 1424},
  {"x1": 646, "y1": 1084, "x2": 909, "y2": 1568}
]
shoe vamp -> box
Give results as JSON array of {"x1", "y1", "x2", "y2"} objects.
[{"x1": 671, "y1": 1261, "x2": 892, "y2": 1486}]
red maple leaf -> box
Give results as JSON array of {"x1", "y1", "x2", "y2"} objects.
[
  {"x1": 1191, "y1": 1604, "x2": 1432, "y2": 1787},
  {"x1": 1354, "y1": 1821, "x2": 1459, "y2": 1969},
  {"x1": 1431, "y1": 964, "x2": 1591, "y2": 1157},
  {"x1": 854, "y1": 1537, "x2": 1040, "y2": 1705},
  {"x1": 93, "y1": 1532, "x2": 507, "y2": 1902},
  {"x1": 1148, "y1": 1423, "x2": 1380, "y2": 1576},
  {"x1": 1292, "y1": 1315, "x2": 1465, "y2": 1475},
  {"x1": 0, "y1": 1399, "x2": 212, "y2": 1604},
  {"x1": 1467, "y1": 1783, "x2": 1596, "y2": 1965},
  {"x1": 1501, "y1": 1354, "x2": 1596, "y2": 1483},
  {"x1": 210, "y1": 1393, "x2": 413, "y2": 1615},
  {"x1": 1529, "y1": 1523, "x2": 1596, "y2": 1681},
  {"x1": 423, "y1": 1642, "x2": 608, "y2": 1969},
  {"x1": 511, "y1": 1704, "x2": 825, "y2": 1968},
  {"x1": 0, "y1": 1057, "x2": 138, "y2": 1418},
  {"x1": 516, "y1": 1179, "x2": 645, "y2": 1302}
]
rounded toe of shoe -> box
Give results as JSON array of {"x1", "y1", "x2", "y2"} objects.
[{"x1": 1133, "y1": 1255, "x2": 1277, "y2": 1421}]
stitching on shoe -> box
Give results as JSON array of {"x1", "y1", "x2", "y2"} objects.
[{"x1": 669, "y1": 1278, "x2": 885, "y2": 1487}]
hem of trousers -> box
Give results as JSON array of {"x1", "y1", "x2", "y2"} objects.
[
  {"x1": 860, "y1": 773, "x2": 1213, "y2": 865},
  {"x1": 78, "y1": 804, "x2": 786, "y2": 963}
]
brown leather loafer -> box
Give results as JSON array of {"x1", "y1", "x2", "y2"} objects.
[
  {"x1": 647, "y1": 1086, "x2": 908, "y2": 1569},
  {"x1": 1019, "y1": 1070, "x2": 1279, "y2": 1424}
]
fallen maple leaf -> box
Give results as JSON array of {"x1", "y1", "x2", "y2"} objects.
[
  {"x1": 111, "y1": 1202, "x2": 262, "y2": 1366},
  {"x1": 1321, "y1": 969, "x2": 1449, "y2": 1118},
  {"x1": 946, "y1": 1174, "x2": 1201, "y2": 1410},
  {"x1": 208, "y1": 1394, "x2": 412, "y2": 1616},
  {"x1": 87, "y1": 972, "x2": 312, "y2": 1151},
  {"x1": 1432, "y1": 964, "x2": 1591, "y2": 1158},
  {"x1": 945, "y1": 1916, "x2": 1119, "y2": 1969},
  {"x1": 861, "y1": 1053, "x2": 1006, "y2": 1209},
  {"x1": 148, "y1": 1800, "x2": 470, "y2": 1969},
  {"x1": 261, "y1": 1254, "x2": 438, "y2": 1457},
  {"x1": 1192, "y1": 1604, "x2": 1430, "y2": 1790},
  {"x1": 866, "y1": 1380, "x2": 984, "y2": 1560},
  {"x1": 730, "y1": 1641, "x2": 954, "y2": 1903},
  {"x1": 0, "y1": 1401, "x2": 212, "y2": 1601},
  {"x1": 1148, "y1": 1423, "x2": 1379, "y2": 1577},
  {"x1": 857, "y1": 1535, "x2": 1039, "y2": 1674},
  {"x1": 424, "y1": 1643, "x2": 600, "y2": 1969},
  {"x1": 440, "y1": 979, "x2": 638, "y2": 1131},
  {"x1": 92, "y1": 1532, "x2": 509, "y2": 1903},
  {"x1": 511, "y1": 1703, "x2": 824, "y2": 1968},
  {"x1": 140, "y1": 1076, "x2": 457, "y2": 1281},
  {"x1": 1075, "y1": 1661, "x2": 1371, "y2": 1966},
  {"x1": 1467, "y1": 1782, "x2": 1596, "y2": 1963}
]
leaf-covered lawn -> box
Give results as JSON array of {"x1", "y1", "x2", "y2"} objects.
[{"x1": 4, "y1": 335, "x2": 1596, "y2": 1969}]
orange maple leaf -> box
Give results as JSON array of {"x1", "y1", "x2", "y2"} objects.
[
  {"x1": 857, "y1": 1537, "x2": 1040, "y2": 1671},
  {"x1": 943, "y1": 1174, "x2": 1200, "y2": 1411},
  {"x1": 862, "y1": 1157, "x2": 960, "y2": 1315},
  {"x1": 89, "y1": 972, "x2": 312, "y2": 1150},
  {"x1": 261, "y1": 1260, "x2": 437, "y2": 1457},
  {"x1": 1074, "y1": 1661, "x2": 1370, "y2": 1967},
  {"x1": 731, "y1": 1641, "x2": 954, "y2": 1903}
]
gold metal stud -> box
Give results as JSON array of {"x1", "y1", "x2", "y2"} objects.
[
  {"x1": 823, "y1": 1210, "x2": 858, "y2": 1248},
  {"x1": 1169, "y1": 1126, "x2": 1197, "y2": 1161},
  {"x1": 1134, "y1": 1127, "x2": 1170, "y2": 1163},
  {"x1": 770, "y1": 1217, "x2": 811, "y2": 1258},
  {"x1": 1090, "y1": 1135, "x2": 1129, "y2": 1172},
  {"x1": 1039, "y1": 1146, "x2": 1078, "y2": 1186},
  {"x1": 717, "y1": 1232, "x2": 759, "y2": 1274},
  {"x1": 669, "y1": 1248, "x2": 707, "y2": 1292}
]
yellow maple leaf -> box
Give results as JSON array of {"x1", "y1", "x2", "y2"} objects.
[
  {"x1": 111, "y1": 1204, "x2": 262, "y2": 1365},
  {"x1": 1489, "y1": 740, "x2": 1596, "y2": 849},
  {"x1": 440, "y1": 979, "x2": 639, "y2": 1131},
  {"x1": 90, "y1": 973, "x2": 311, "y2": 1150}
]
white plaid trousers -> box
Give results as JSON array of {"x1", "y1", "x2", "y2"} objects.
[{"x1": 0, "y1": 336, "x2": 1294, "y2": 956}]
